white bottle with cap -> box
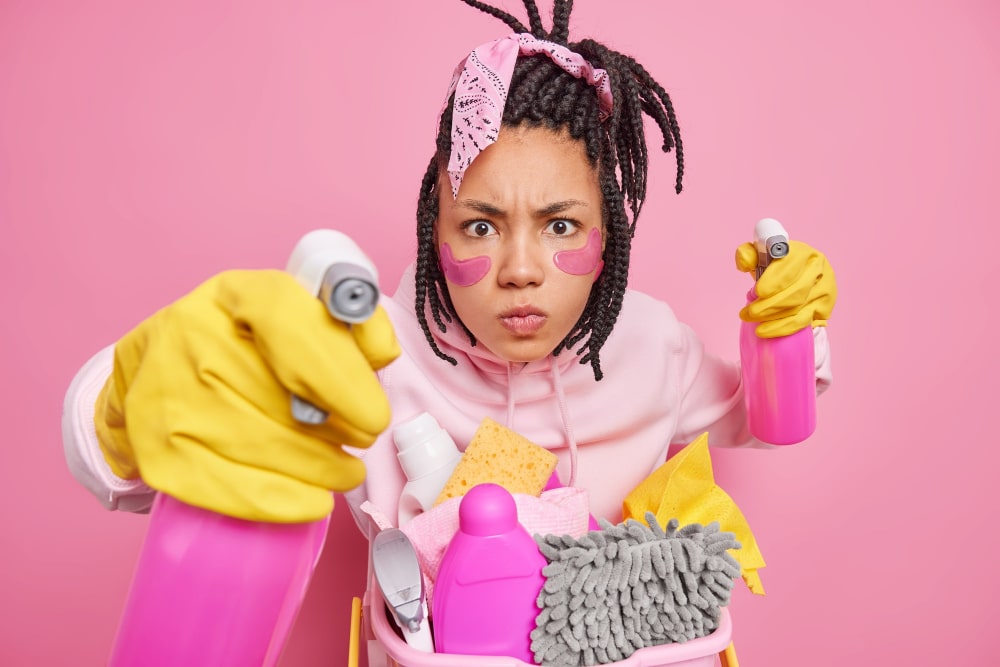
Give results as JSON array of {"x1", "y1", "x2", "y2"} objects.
[{"x1": 393, "y1": 413, "x2": 463, "y2": 527}]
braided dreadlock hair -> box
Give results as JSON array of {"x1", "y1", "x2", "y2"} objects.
[{"x1": 414, "y1": 0, "x2": 683, "y2": 381}]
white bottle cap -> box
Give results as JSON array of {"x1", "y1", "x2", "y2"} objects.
[{"x1": 393, "y1": 413, "x2": 461, "y2": 482}]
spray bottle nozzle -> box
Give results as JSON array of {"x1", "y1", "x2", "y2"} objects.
[{"x1": 753, "y1": 218, "x2": 790, "y2": 281}]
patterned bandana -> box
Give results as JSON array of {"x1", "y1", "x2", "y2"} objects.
[{"x1": 442, "y1": 33, "x2": 614, "y2": 198}]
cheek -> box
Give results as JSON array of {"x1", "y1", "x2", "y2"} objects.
[
  {"x1": 439, "y1": 243, "x2": 491, "y2": 287},
  {"x1": 553, "y1": 228, "x2": 604, "y2": 280}
]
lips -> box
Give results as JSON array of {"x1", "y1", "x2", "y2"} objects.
[{"x1": 499, "y1": 306, "x2": 547, "y2": 335}]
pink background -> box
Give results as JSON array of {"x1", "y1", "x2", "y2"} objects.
[{"x1": 1, "y1": 1, "x2": 997, "y2": 664}]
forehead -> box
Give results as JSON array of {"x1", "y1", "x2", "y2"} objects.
[{"x1": 445, "y1": 125, "x2": 600, "y2": 204}]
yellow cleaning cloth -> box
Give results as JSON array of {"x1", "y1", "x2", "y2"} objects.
[{"x1": 622, "y1": 432, "x2": 766, "y2": 595}]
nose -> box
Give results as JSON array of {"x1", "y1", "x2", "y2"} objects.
[{"x1": 496, "y1": 231, "x2": 545, "y2": 288}]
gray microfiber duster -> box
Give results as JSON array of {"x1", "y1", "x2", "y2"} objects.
[{"x1": 531, "y1": 513, "x2": 741, "y2": 666}]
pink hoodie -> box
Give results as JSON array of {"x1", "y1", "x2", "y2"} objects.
[
  {"x1": 349, "y1": 264, "x2": 832, "y2": 527},
  {"x1": 62, "y1": 264, "x2": 832, "y2": 528}
]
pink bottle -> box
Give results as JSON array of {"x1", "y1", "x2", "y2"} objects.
[
  {"x1": 108, "y1": 493, "x2": 329, "y2": 667},
  {"x1": 431, "y1": 483, "x2": 547, "y2": 663},
  {"x1": 110, "y1": 230, "x2": 379, "y2": 664},
  {"x1": 740, "y1": 219, "x2": 816, "y2": 445}
]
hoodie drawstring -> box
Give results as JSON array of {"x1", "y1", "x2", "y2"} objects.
[
  {"x1": 505, "y1": 363, "x2": 516, "y2": 430},
  {"x1": 504, "y1": 360, "x2": 579, "y2": 488},
  {"x1": 551, "y1": 361, "x2": 579, "y2": 487}
]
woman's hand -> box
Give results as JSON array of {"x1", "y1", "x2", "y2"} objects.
[
  {"x1": 95, "y1": 269, "x2": 400, "y2": 523},
  {"x1": 735, "y1": 240, "x2": 837, "y2": 338}
]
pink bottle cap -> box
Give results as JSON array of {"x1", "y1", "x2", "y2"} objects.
[{"x1": 459, "y1": 483, "x2": 517, "y2": 536}]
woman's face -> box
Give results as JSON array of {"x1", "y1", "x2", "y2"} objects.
[{"x1": 435, "y1": 125, "x2": 604, "y2": 363}]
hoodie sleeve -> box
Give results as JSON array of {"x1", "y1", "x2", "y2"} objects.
[
  {"x1": 672, "y1": 324, "x2": 832, "y2": 449},
  {"x1": 61, "y1": 346, "x2": 156, "y2": 512}
]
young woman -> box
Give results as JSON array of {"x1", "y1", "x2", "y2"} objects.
[{"x1": 63, "y1": 0, "x2": 835, "y2": 533}]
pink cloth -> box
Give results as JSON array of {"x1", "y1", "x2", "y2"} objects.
[{"x1": 443, "y1": 33, "x2": 614, "y2": 198}]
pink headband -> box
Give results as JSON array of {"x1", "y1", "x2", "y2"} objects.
[{"x1": 442, "y1": 33, "x2": 614, "y2": 198}]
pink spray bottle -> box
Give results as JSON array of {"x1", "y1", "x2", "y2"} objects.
[
  {"x1": 739, "y1": 218, "x2": 817, "y2": 445},
  {"x1": 108, "y1": 230, "x2": 380, "y2": 666}
]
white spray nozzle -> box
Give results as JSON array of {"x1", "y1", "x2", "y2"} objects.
[
  {"x1": 286, "y1": 229, "x2": 379, "y2": 323},
  {"x1": 753, "y1": 218, "x2": 790, "y2": 280},
  {"x1": 286, "y1": 229, "x2": 380, "y2": 424}
]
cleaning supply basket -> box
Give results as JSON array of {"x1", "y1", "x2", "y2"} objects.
[{"x1": 358, "y1": 583, "x2": 733, "y2": 667}]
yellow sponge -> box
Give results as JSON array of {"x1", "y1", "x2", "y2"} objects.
[{"x1": 433, "y1": 417, "x2": 559, "y2": 505}]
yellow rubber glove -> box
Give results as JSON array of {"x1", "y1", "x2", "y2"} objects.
[
  {"x1": 94, "y1": 269, "x2": 400, "y2": 523},
  {"x1": 735, "y1": 240, "x2": 837, "y2": 338}
]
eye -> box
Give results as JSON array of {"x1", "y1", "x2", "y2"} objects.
[
  {"x1": 464, "y1": 220, "x2": 497, "y2": 237},
  {"x1": 546, "y1": 219, "x2": 578, "y2": 236}
]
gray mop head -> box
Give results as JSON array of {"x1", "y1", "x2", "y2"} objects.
[{"x1": 531, "y1": 513, "x2": 741, "y2": 666}]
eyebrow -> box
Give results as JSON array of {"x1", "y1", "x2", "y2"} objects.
[{"x1": 455, "y1": 198, "x2": 590, "y2": 217}]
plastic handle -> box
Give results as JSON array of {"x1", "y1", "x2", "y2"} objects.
[{"x1": 348, "y1": 597, "x2": 362, "y2": 667}]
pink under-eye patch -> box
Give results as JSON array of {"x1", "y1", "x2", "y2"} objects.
[
  {"x1": 554, "y1": 228, "x2": 604, "y2": 279},
  {"x1": 439, "y1": 243, "x2": 491, "y2": 286}
]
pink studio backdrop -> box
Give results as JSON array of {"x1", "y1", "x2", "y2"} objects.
[{"x1": 1, "y1": 1, "x2": 997, "y2": 665}]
